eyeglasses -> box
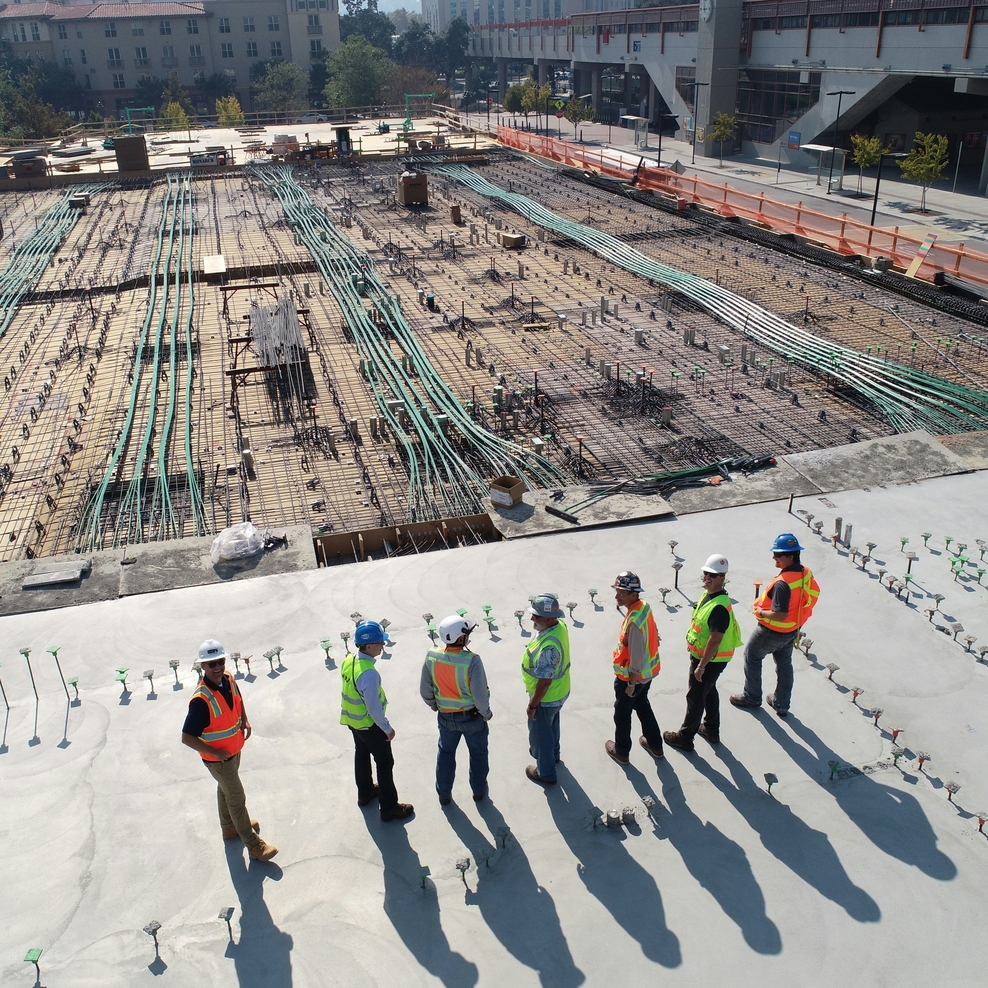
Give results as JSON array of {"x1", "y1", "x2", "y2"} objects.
[
  {"x1": 701, "y1": 572, "x2": 723, "y2": 579},
  {"x1": 202, "y1": 658, "x2": 225, "y2": 668}
]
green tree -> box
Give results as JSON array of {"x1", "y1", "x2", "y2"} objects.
[
  {"x1": 340, "y1": 8, "x2": 396, "y2": 52},
  {"x1": 849, "y1": 133, "x2": 885, "y2": 193},
  {"x1": 199, "y1": 72, "x2": 235, "y2": 109},
  {"x1": 216, "y1": 95, "x2": 245, "y2": 126},
  {"x1": 389, "y1": 8, "x2": 420, "y2": 33},
  {"x1": 392, "y1": 20, "x2": 434, "y2": 66},
  {"x1": 254, "y1": 60, "x2": 309, "y2": 115},
  {"x1": 324, "y1": 36, "x2": 392, "y2": 108},
  {"x1": 434, "y1": 18, "x2": 469, "y2": 84},
  {"x1": 521, "y1": 80, "x2": 551, "y2": 131},
  {"x1": 160, "y1": 100, "x2": 190, "y2": 132},
  {"x1": 564, "y1": 96, "x2": 592, "y2": 139},
  {"x1": 250, "y1": 58, "x2": 277, "y2": 84},
  {"x1": 898, "y1": 131, "x2": 949, "y2": 212},
  {"x1": 382, "y1": 64, "x2": 446, "y2": 110},
  {"x1": 24, "y1": 60, "x2": 84, "y2": 113},
  {"x1": 135, "y1": 75, "x2": 167, "y2": 113},
  {"x1": 503, "y1": 81, "x2": 525, "y2": 115},
  {"x1": 163, "y1": 70, "x2": 194, "y2": 117},
  {"x1": 708, "y1": 111, "x2": 736, "y2": 166}
]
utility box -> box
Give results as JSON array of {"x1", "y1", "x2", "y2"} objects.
[
  {"x1": 397, "y1": 170, "x2": 428, "y2": 205},
  {"x1": 114, "y1": 135, "x2": 150, "y2": 173},
  {"x1": 489, "y1": 474, "x2": 526, "y2": 507},
  {"x1": 501, "y1": 233, "x2": 526, "y2": 249},
  {"x1": 11, "y1": 157, "x2": 47, "y2": 178}
]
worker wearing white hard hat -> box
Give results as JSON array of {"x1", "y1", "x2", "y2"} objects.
[
  {"x1": 664, "y1": 555, "x2": 743, "y2": 752},
  {"x1": 420, "y1": 614, "x2": 493, "y2": 805}
]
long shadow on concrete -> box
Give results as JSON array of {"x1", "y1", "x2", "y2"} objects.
[
  {"x1": 624, "y1": 760, "x2": 782, "y2": 955},
  {"x1": 765, "y1": 715, "x2": 956, "y2": 880},
  {"x1": 547, "y1": 765, "x2": 682, "y2": 968},
  {"x1": 442, "y1": 799, "x2": 585, "y2": 988},
  {"x1": 693, "y1": 745, "x2": 881, "y2": 922},
  {"x1": 223, "y1": 843, "x2": 294, "y2": 987},
  {"x1": 364, "y1": 818, "x2": 479, "y2": 988}
]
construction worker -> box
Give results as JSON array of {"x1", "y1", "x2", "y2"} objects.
[
  {"x1": 605, "y1": 572, "x2": 664, "y2": 763},
  {"x1": 664, "y1": 554, "x2": 743, "y2": 752},
  {"x1": 420, "y1": 614, "x2": 493, "y2": 805},
  {"x1": 181, "y1": 639, "x2": 278, "y2": 861},
  {"x1": 522, "y1": 593, "x2": 571, "y2": 785},
  {"x1": 341, "y1": 621, "x2": 414, "y2": 822},
  {"x1": 731, "y1": 533, "x2": 821, "y2": 718}
]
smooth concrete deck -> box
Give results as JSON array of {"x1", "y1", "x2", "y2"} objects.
[{"x1": 2, "y1": 470, "x2": 988, "y2": 986}]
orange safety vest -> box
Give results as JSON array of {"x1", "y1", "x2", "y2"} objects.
[
  {"x1": 426, "y1": 647, "x2": 477, "y2": 712},
  {"x1": 613, "y1": 600, "x2": 660, "y2": 680},
  {"x1": 190, "y1": 673, "x2": 245, "y2": 762},
  {"x1": 755, "y1": 566, "x2": 820, "y2": 633}
]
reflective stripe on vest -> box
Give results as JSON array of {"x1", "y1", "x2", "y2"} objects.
[
  {"x1": 426, "y1": 648, "x2": 476, "y2": 712},
  {"x1": 190, "y1": 673, "x2": 245, "y2": 762},
  {"x1": 340, "y1": 653, "x2": 387, "y2": 729},
  {"x1": 755, "y1": 567, "x2": 820, "y2": 633},
  {"x1": 612, "y1": 600, "x2": 661, "y2": 680},
  {"x1": 686, "y1": 592, "x2": 743, "y2": 662},
  {"x1": 521, "y1": 621, "x2": 571, "y2": 703}
]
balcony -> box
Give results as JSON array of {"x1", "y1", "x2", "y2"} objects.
[
  {"x1": 188, "y1": 54, "x2": 204, "y2": 64},
  {"x1": 308, "y1": 48, "x2": 323, "y2": 57},
  {"x1": 134, "y1": 57, "x2": 150, "y2": 66},
  {"x1": 106, "y1": 58, "x2": 123, "y2": 68},
  {"x1": 307, "y1": 24, "x2": 322, "y2": 33},
  {"x1": 161, "y1": 56, "x2": 178, "y2": 66}
]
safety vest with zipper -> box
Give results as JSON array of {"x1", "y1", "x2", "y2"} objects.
[
  {"x1": 190, "y1": 673, "x2": 245, "y2": 762},
  {"x1": 426, "y1": 647, "x2": 478, "y2": 712},
  {"x1": 522, "y1": 622, "x2": 571, "y2": 703},
  {"x1": 340, "y1": 653, "x2": 387, "y2": 730},
  {"x1": 755, "y1": 567, "x2": 820, "y2": 633},
  {"x1": 686, "y1": 592, "x2": 743, "y2": 662},
  {"x1": 613, "y1": 600, "x2": 661, "y2": 680}
]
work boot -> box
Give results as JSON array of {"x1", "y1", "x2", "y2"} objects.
[
  {"x1": 639, "y1": 736, "x2": 664, "y2": 758},
  {"x1": 472, "y1": 789, "x2": 488, "y2": 802},
  {"x1": 697, "y1": 725, "x2": 721, "y2": 744},
  {"x1": 525, "y1": 765, "x2": 556, "y2": 785},
  {"x1": 663, "y1": 730, "x2": 695, "y2": 752},
  {"x1": 247, "y1": 839, "x2": 278, "y2": 862},
  {"x1": 222, "y1": 819, "x2": 259, "y2": 839},
  {"x1": 767, "y1": 694, "x2": 789, "y2": 718},
  {"x1": 730, "y1": 694, "x2": 761, "y2": 709},
  {"x1": 357, "y1": 785, "x2": 380, "y2": 807},
  {"x1": 605, "y1": 740, "x2": 629, "y2": 764},
  {"x1": 381, "y1": 803, "x2": 415, "y2": 822}
]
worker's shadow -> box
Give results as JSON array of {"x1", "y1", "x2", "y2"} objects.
[
  {"x1": 764, "y1": 716, "x2": 957, "y2": 881},
  {"x1": 223, "y1": 842, "x2": 293, "y2": 988},
  {"x1": 693, "y1": 746, "x2": 881, "y2": 922},
  {"x1": 627, "y1": 760, "x2": 782, "y2": 955},
  {"x1": 364, "y1": 819, "x2": 479, "y2": 988},
  {"x1": 548, "y1": 765, "x2": 681, "y2": 968},
  {"x1": 443, "y1": 800, "x2": 585, "y2": 988}
]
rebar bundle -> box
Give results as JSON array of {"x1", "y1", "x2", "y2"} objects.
[{"x1": 249, "y1": 294, "x2": 305, "y2": 367}]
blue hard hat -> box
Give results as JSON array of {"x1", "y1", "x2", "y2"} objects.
[
  {"x1": 354, "y1": 620, "x2": 386, "y2": 646},
  {"x1": 772, "y1": 533, "x2": 805, "y2": 553}
]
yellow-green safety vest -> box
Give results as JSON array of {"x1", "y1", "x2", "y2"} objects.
[
  {"x1": 425, "y1": 648, "x2": 477, "y2": 712},
  {"x1": 686, "y1": 592, "x2": 743, "y2": 662},
  {"x1": 340, "y1": 653, "x2": 387, "y2": 729},
  {"x1": 522, "y1": 622, "x2": 571, "y2": 703}
]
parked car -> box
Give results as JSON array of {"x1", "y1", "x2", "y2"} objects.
[{"x1": 294, "y1": 111, "x2": 328, "y2": 124}]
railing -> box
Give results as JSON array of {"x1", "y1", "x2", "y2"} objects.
[
  {"x1": 307, "y1": 24, "x2": 322, "y2": 33},
  {"x1": 134, "y1": 57, "x2": 150, "y2": 66},
  {"x1": 162, "y1": 56, "x2": 178, "y2": 66},
  {"x1": 496, "y1": 125, "x2": 988, "y2": 291},
  {"x1": 188, "y1": 55, "x2": 204, "y2": 65},
  {"x1": 106, "y1": 58, "x2": 123, "y2": 68}
]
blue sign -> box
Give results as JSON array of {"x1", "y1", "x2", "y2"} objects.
[{"x1": 788, "y1": 131, "x2": 801, "y2": 149}]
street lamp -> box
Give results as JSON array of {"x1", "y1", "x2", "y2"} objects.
[
  {"x1": 868, "y1": 151, "x2": 908, "y2": 244},
  {"x1": 690, "y1": 81, "x2": 709, "y2": 165},
  {"x1": 826, "y1": 89, "x2": 855, "y2": 194},
  {"x1": 655, "y1": 112, "x2": 678, "y2": 167}
]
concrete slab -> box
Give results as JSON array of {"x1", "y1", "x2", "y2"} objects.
[
  {"x1": 665, "y1": 459, "x2": 822, "y2": 514},
  {"x1": 2, "y1": 472, "x2": 988, "y2": 987},
  {"x1": 936, "y1": 429, "x2": 988, "y2": 470}
]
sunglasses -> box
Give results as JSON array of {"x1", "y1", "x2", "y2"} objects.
[{"x1": 202, "y1": 658, "x2": 226, "y2": 669}]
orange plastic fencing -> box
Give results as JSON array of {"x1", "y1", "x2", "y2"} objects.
[{"x1": 496, "y1": 125, "x2": 988, "y2": 292}]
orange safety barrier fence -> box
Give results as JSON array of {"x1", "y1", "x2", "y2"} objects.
[{"x1": 496, "y1": 125, "x2": 988, "y2": 293}]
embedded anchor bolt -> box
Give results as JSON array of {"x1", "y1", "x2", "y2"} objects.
[
  {"x1": 978, "y1": 646, "x2": 988, "y2": 663},
  {"x1": 456, "y1": 858, "x2": 470, "y2": 885},
  {"x1": 963, "y1": 635, "x2": 977, "y2": 652},
  {"x1": 921, "y1": 532, "x2": 932, "y2": 547},
  {"x1": 951, "y1": 622, "x2": 964, "y2": 642},
  {"x1": 219, "y1": 907, "x2": 235, "y2": 941},
  {"x1": 169, "y1": 659, "x2": 180, "y2": 685},
  {"x1": 658, "y1": 588, "x2": 670, "y2": 603},
  {"x1": 672, "y1": 561, "x2": 683, "y2": 589},
  {"x1": 827, "y1": 759, "x2": 841, "y2": 780},
  {"x1": 764, "y1": 773, "x2": 778, "y2": 794},
  {"x1": 668, "y1": 540, "x2": 679, "y2": 556},
  {"x1": 588, "y1": 589, "x2": 598, "y2": 604},
  {"x1": 870, "y1": 707, "x2": 883, "y2": 727},
  {"x1": 24, "y1": 949, "x2": 42, "y2": 981},
  {"x1": 800, "y1": 637, "x2": 813, "y2": 655},
  {"x1": 900, "y1": 537, "x2": 909, "y2": 552},
  {"x1": 340, "y1": 630, "x2": 351, "y2": 648},
  {"x1": 753, "y1": 580, "x2": 763, "y2": 600},
  {"x1": 851, "y1": 686, "x2": 864, "y2": 703},
  {"x1": 143, "y1": 920, "x2": 162, "y2": 951},
  {"x1": 917, "y1": 751, "x2": 931, "y2": 771},
  {"x1": 813, "y1": 520, "x2": 824, "y2": 535},
  {"x1": 890, "y1": 726, "x2": 903, "y2": 743},
  {"x1": 567, "y1": 601, "x2": 578, "y2": 618},
  {"x1": 976, "y1": 811, "x2": 987, "y2": 834},
  {"x1": 825, "y1": 662, "x2": 839, "y2": 680},
  {"x1": 419, "y1": 865, "x2": 431, "y2": 889},
  {"x1": 144, "y1": 669, "x2": 155, "y2": 694},
  {"x1": 945, "y1": 780, "x2": 961, "y2": 803},
  {"x1": 933, "y1": 594, "x2": 945, "y2": 612},
  {"x1": 891, "y1": 745, "x2": 904, "y2": 767},
  {"x1": 641, "y1": 794, "x2": 657, "y2": 820},
  {"x1": 514, "y1": 610, "x2": 525, "y2": 627},
  {"x1": 350, "y1": 612, "x2": 363, "y2": 625},
  {"x1": 320, "y1": 640, "x2": 333, "y2": 662}
]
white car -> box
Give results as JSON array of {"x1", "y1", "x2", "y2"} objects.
[{"x1": 294, "y1": 111, "x2": 328, "y2": 124}]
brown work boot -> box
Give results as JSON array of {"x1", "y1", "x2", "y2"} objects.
[
  {"x1": 381, "y1": 803, "x2": 415, "y2": 822},
  {"x1": 222, "y1": 819, "x2": 259, "y2": 839},
  {"x1": 605, "y1": 740, "x2": 629, "y2": 764},
  {"x1": 525, "y1": 765, "x2": 556, "y2": 785},
  {"x1": 247, "y1": 838, "x2": 278, "y2": 861},
  {"x1": 639, "y1": 736, "x2": 664, "y2": 758}
]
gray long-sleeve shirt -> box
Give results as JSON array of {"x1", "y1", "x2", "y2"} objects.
[
  {"x1": 626, "y1": 620, "x2": 647, "y2": 676},
  {"x1": 420, "y1": 648, "x2": 492, "y2": 718},
  {"x1": 354, "y1": 649, "x2": 392, "y2": 734}
]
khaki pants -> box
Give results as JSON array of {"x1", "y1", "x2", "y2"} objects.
[{"x1": 204, "y1": 752, "x2": 260, "y2": 846}]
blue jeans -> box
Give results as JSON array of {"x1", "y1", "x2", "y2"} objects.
[
  {"x1": 528, "y1": 703, "x2": 562, "y2": 782},
  {"x1": 436, "y1": 710, "x2": 490, "y2": 799},
  {"x1": 743, "y1": 624, "x2": 798, "y2": 712}
]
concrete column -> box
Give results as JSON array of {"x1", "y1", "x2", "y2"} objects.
[
  {"x1": 647, "y1": 76, "x2": 657, "y2": 128},
  {"x1": 624, "y1": 69, "x2": 633, "y2": 113},
  {"x1": 592, "y1": 69, "x2": 603, "y2": 113},
  {"x1": 979, "y1": 139, "x2": 988, "y2": 195},
  {"x1": 496, "y1": 57, "x2": 508, "y2": 96},
  {"x1": 538, "y1": 60, "x2": 549, "y2": 85}
]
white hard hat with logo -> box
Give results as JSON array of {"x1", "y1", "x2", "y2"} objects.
[
  {"x1": 701, "y1": 554, "x2": 729, "y2": 574},
  {"x1": 438, "y1": 614, "x2": 477, "y2": 644},
  {"x1": 198, "y1": 639, "x2": 227, "y2": 662}
]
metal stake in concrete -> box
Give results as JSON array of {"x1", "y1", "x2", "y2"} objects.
[
  {"x1": 219, "y1": 907, "x2": 235, "y2": 942},
  {"x1": 975, "y1": 811, "x2": 987, "y2": 834},
  {"x1": 870, "y1": 707, "x2": 884, "y2": 727},
  {"x1": 24, "y1": 949, "x2": 42, "y2": 983},
  {"x1": 169, "y1": 659, "x2": 180, "y2": 686},
  {"x1": 851, "y1": 687, "x2": 864, "y2": 703},
  {"x1": 945, "y1": 781, "x2": 961, "y2": 803},
  {"x1": 588, "y1": 589, "x2": 598, "y2": 605},
  {"x1": 20, "y1": 648, "x2": 40, "y2": 746},
  {"x1": 917, "y1": 751, "x2": 931, "y2": 771},
  {"x1": 922, "y1": 532, "x2": 933, "y2": 547},
  {"x1": 672, "y1": 561, "x2": 683, "y2": 589},
  {"x1": 826, "y1": 663, "x2": 840, "y2": 680},
  {"x1": 0, "y1": 663, "x2": 9, "y2": 753},
  {"x1": 456, "y1": 858, "x2": 470, "y2": 886},
  {"x1": 143, "y1": 920, "x2": 162, "y2": 954},
  {"x1": 764, "y1": 773, "x2": 778, "y2": 794},
  {"x1": 144, "y1": 669, "x2": 155, "y2": 696}
]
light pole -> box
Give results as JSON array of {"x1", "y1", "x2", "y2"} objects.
[
  {"x1": 868, "y1": 151, "x2": 908, "y2": 243},
  {"x1": 655, "y1": 112, "x2": 676, "y2": 167},
  {"x1": 690, "y1": 80, "x2": 709, "y2": 165},
  {"x1": 826, "y1": 89, "x2": 855, "y2": 194}
]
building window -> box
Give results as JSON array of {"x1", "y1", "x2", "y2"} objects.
[
  {"x1": 224, "y1": 67, "x2": 236, "y2": 80},
  {"x1": 58, "y1": 24, "x2": 67, "y2": 39},
  {"x1": 105, "y1": 21, "x2": 116, "y2": 36},
  {"x1": 132, "y1": 22, "x2": 144, "y2": 35},
  {"x1": 30, "y1": 21, "x2": 39, "y2": 40},
  {"x1": 62, "y1": 47, "x2": 71, "y2": 63},
  {"x1": 778, "y1": 15, "x2": 807, "y2": 28},
  {"x1": 218, "y1": 16, "x2": 230, "y2": 32},
  {"x1": 187, "y1": 18, "x2": 199, "y2": 33},
  {"x1": 243, "y1": 16, "x2": 255, "y2": 31},
  {"x1": 108, "y1": 46, "x2": 122, "y2": 65},
  {"x1": 160, "y1": 19, "x2": 171, "y2": 34},
  {"x1": 736, "y1": 67, "x2": 821, "y2": 144},
  {"x1": 135, "y1": 44, "x2": 149, "y2": 63},
  {"x1": 189, "y1": 42, "x2": 202, "y2": 56},
  {"x1": 844, "y1": 11, "x2": 879, "y2": 25},
  {"x1": 310, "y1": 37, "x2": 322, "y2": 54},
  {"x1": 112, "y1": 72, "x2": 125, "y2": 88},
  {"x1": 270, "y1": 40, "x2": 282, "y2": 56},
  {"x1": 221, "y1": 41, "x2": 234, "y2": 57},
  {"x1": 17, "y1": 23, "x2": 25, "y2": 41},
  {"x1": 809, "y1": 13, "x2": 840, "y2": 26},
  {"x1": 268, "y1": 15, "x2": 279, "y2": 30},
  {"x1": 77, "y1": 28, "x2": 83, "y2": 37},
  {"x1": 79, "y1": 47, "x2": 87, "y2": 63},
  {"x1": 246, "y1": 40, "x2": 258, "y2": 55},
  {"x1": 85, "y1": 74, "x2": 91, "y2": 88}
]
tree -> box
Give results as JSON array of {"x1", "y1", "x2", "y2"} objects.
[
  {"x1": 383, "y1": 65, "x2": 447, "y2": 109},
  {"x1": 135, "y1": 76, "x2": 167, "y2": 113},
  {"x1": 254, "y1": 60, "x2": 309, "y2": 114},
  {"x1": 199, "y1": 72, "x2": 235, "y2": 108},
  {"x1": 521, "y1": 80, "x2": 551, "y2": 132},
  {"x1": 160, "y1": 100, "x2": 189, "y2": 132},
  {"x1": 389, "y1": 8, "x2": 420, "y2": 33},
  {"x1": 23, "y1": 61, "x2": 84, "y2": 113},
  {"x1": 564, "y1": 96, "x2": 592, "y2": 139},
  {"x1": 392, "y1": 21, "x2": 434, "y2": 67},
  {"x1": 163, "y1": 70, "x2": 194, "y2": 118},
  {"x1": 899, "y1": 131, "x2": 949, "y2": 212},
  {"x1": 250, "y1": 58, "x2": 276, "y2": 84},
  {"x1": 324, "y1": 35, "x2": 392, "y2": 108},
  {"x1": 433, "y1": 18, "x2": 469, "y2": 84},
  {"x1": 340, "y1": 9, "x2": 396, "y2": 53},
  {"x1": 503, "y1": 81, "x2": 525, "y2": 115},
  {"x1": 13, "y1": 94, "x2": 66, "y2": 138},
  {"x1": 216, "y1": 95, "x2": 245, "y2": 126},
  {"x1": 849, "y1": 133, "x2": 885, "y2": 193},
  {"x1": 708, "y1": 111, "x2": 736, "y2": 166}
]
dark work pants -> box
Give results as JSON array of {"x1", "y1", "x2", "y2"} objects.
[
  {"x1": 612, "y1": 677, "x2": 662, "y2": 756},
  {"x1": 680, "y1": 658, "x2": 728, "y2": 742},
  {"x1": 349, "y1": 725, "x2": 399, "y2": 815}
]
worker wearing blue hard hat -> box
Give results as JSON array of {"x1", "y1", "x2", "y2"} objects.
[
  {"x1": 340, "y1": 620, "x2": 414, "y2": 821},
  {"x1": 731, "y1": 533, "x2": 821, "y2": 718}
]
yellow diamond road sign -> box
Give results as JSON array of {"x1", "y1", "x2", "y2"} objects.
[{"x1": 554, "y1": 100, "x2": 565, "y2": 109}]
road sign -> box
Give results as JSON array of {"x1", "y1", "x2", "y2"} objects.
[
  {"x1": 554, "y1": 100, "x2": 565, "y2": 109},
  {"x1": 556, "y1": 109, "x2": 565, "y2": 118}
]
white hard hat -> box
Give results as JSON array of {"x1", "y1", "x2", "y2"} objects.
[
  {"x1": 198, "y1": 638, "x2": 227, "y2": 662},
  {"x1": 438, "y1": 614, "x2": 477, "y2": 644},
  {"x1": 701, "y1": 554, "x2": 729, "y2": 574}
]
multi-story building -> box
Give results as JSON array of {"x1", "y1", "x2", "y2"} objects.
[{"x1": 0, "y1": 0, "x2": 341, "y2": 113}]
